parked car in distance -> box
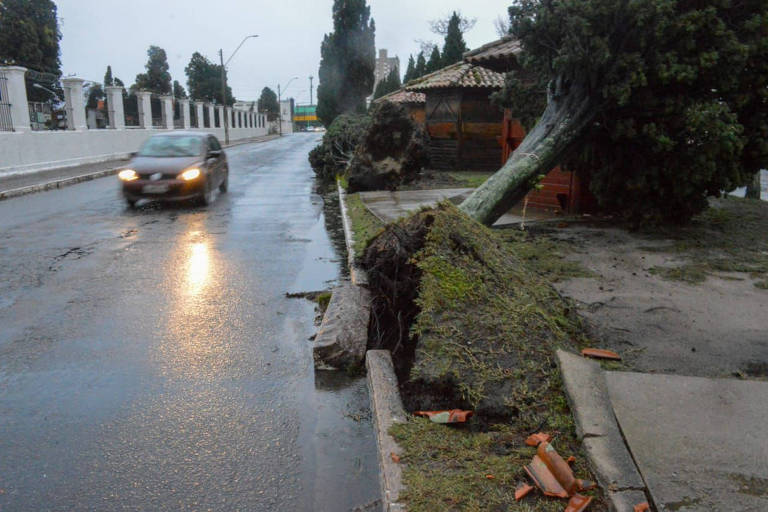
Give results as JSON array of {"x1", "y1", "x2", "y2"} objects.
[{"x1": 118, "y1": 132, "x2": 228, "y2": 208}]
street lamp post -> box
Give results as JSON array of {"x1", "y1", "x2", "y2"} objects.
[
  {"x1": 277, "y1": 76, "x2": 298, "y2": 136},
  {"x1": 220, "y1": 34, "x2": 258, "y2": 145}
]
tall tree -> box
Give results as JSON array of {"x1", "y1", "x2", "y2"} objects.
[
  {"x1": 425, "y1": 46, "x2": 441, "y2": 74},
  {"x1": 461, "y1": 0, "x2": 768, "y2": 226},
  {"x1": 415, "y1": 51, "x2": 427, "y2": 78},
  {"x1": 373, "y1": 68, "x2": 402, "y2": 100},
  {"x1": 173, "y1": 80, "x2": 187, "y2": 99},
  {"x1": 134, "y1": 46, "x2": 172, "y2": 94},
  {"x1": 403, "y1": 55, "x2": 417, "y2": 83},
  {"x1": 441, "y1": 11, "x2": 469, "y2": 67},
  {"x1": 184, "y1": 52, "x2": 234, "y2": 105},
  {"x1": 0, "y1": 0, "x2": 62, "y2": 101},
  {"x1": 104, "y1": 66, "x2": 114, "y2": 88},
  {"x1": 316, "y1": 0, "x2": 376, "y2": 126},
  {"x1": 258, "y1": 87, "x2": 280, "y2": 121}
]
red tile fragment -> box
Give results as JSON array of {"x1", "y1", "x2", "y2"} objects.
[
  {"x1": 581, "y1": 348, "x2": 622, "y2": 360},
  {"x1": 525, "y1": 432, "x2": 553, "y2": 447},
  {"x1": 565, "y1": 494, "x2": 593, "y2": 512},
  {"x1": 514, "y1": 483, "x2": 534, "y2": 501},
  {"x1": 634, "y1": 503, "x2": 650, "y2": 512},
  {"x1": 414, "y1": 409, "x2": 474, "y2": 423}
]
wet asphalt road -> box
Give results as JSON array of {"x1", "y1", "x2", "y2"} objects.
[{"x1": 0, "y1": 134, "x2": 379, "y2": 511}]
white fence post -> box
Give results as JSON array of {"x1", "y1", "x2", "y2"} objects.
[
  {"x1": 217, "y1": 105, "x2": 225, "y2": 129},
  {"x1": 194, "y1": 101, "x2": 204, "y2": 128},
  {"x1": 0, "y1": 66, "x2": 31, "y2": 132},
  {"x1": 136, "y1": 91, "x2": 152, "y2": 129},
  {"x1": 207, "y1": 103, "x2": 215, "y2": 129},
  {"x1": 159, "y1": 95, "x2": 173, "y2": 129},
  {"x1": 105, "y1": 86, "x2": 125, "y2": 129},
  {"x1": 62, "y1": 77, "x2": 87, "y2": 131},
  {"x1": 179, "y1": 98, "x2": 191, "y2": 129}
]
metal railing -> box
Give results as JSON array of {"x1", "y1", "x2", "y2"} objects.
[{"x1": 0, "y1": 73, "x2": 13, "y2": 131}]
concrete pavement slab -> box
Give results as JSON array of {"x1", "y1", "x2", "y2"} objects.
[
  {"x1": 358, "y1": 188, "x2": 540, "y2": 226},
  {"x1": 607, "y1": 371, "x2": 768, "y2": 511}
]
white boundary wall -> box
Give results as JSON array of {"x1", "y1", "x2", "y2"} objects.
[{"x1": 0, "y1": 126, "x2": 267, "y2": 177}]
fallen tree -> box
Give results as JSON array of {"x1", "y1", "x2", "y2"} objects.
[{"x1": 461, "y1": 0, "x2": 768, "y2": 225}]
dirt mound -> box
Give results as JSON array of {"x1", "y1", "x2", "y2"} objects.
[
  {"x1": 363, "y1": 203, "x2": 586, "y2": 423},
  {"x1": 347, "y1": 102, "x2": 428, "y2": 192}
]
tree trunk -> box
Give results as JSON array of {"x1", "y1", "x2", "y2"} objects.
[
  {"x1": 459, "y1": 81, "x2": 598, "y2": 226},
  {"x1": 745, "y1": 171, "x2": 762, "y2": 200}
]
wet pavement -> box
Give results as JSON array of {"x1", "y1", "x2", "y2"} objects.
[{"x1": 0, "y1": 133, "x2": 380, "y2": 511}]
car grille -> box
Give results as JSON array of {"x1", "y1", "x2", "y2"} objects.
[{"x1": 139, "y1": 172, "x2": 177, "y2": 180}]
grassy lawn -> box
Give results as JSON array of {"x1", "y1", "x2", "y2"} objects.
[
  {"x1": 640, "y1": 197, "x2": 768, "y2": 287},
  {"x1": 362, "y1": 203, "x2": 606, "y2": 511}
]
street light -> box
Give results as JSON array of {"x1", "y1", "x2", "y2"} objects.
[
  {"x1": 220, "y1": 34, "x2": 258, "y2": 144},
  {"x1": 32, "y1": 83, "x2": 63, "y2": 103},
  {"x1": 277, "y1": 76, "x2": 298, "y2": 136}
]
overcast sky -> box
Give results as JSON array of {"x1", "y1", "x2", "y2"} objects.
[{"x1": 55, "y1": 0, "x2": 507, "y2": 105}]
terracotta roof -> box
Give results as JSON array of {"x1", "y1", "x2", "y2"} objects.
[
  {"x1": 373, "y1": 88, "x2": 426, "y2": 105},
  {"x1": 405, "y1": 62, "x2": 505, "y2": 91},
  {"x1": 463, "y1": 36, "x2": 522, "y2": 73}
]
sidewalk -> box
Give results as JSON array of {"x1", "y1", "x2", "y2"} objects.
[{"x1": 0, "y1": 134, "x2": 280, "y2": 200}]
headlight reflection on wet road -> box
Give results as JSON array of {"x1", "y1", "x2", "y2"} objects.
[{"x1": 186, "y1": 241, "x2": 210, "y2": 296}]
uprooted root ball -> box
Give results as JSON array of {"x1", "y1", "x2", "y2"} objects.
[{"x1": 363, "y1": 202, "x2": 588, "y2": 425}]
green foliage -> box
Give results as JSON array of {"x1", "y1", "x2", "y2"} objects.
[
  {"x1": 499, "y1": 0, "x2": 768, "y2": 224},
  {"x1": 308, "y1": 114, "x2": 371, "y2": 181},
  {"x1": 0, "y1": 0, "x2": 61, "y2": 73},
  {"x1": 344, "y1": 192, "x2": 385, "y2": 258},
  {"x1": 134, "y1": 46, "x2": 172, "y2": 94},
  {"x1": 86, "y1": 84, "x2": 104, "y2": 110},
  {"x1": 0, "y1": 0, "x2": 62, "y2": 102},
  {"x1": 372, "y1": 68, "x2": 402, "y2": 100},
  {"x1": 172, "y1": 80, "x2": 187, "y2": 99},
  {"x1": 425, "y1": 46, "x2": 441, "y2": 74},
  {"x1": 440, "y1": 11, "x2": 468, "y2": 67},
  {"x1": 258, "y1": 87, "x2": 280, "y2": 121},
  {"x1": 403, "y1": 55, "x2": 417, "y2": 83},
  {"x1": 104, "y1": 66, "x2": 114, "y2": 88},
  {"x1": 184, "y1": 52, "x2": 234, "y2": 105},
  {"x1": 415, "y1": 51, "x2": 427, "y2": 78},
  {"x1": 317, "y1": 0, "x2": 376, "y2": 126}
]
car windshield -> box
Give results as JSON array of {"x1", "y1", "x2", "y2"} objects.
[{"x1": 138, "y1": 136, "x2": 203, "y2": 157}]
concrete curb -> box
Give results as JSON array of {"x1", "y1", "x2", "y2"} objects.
[
  {"x1": 337, "y1": 181, "x2": 369, "y2": 286},
  {"x1": 366, "y1": 350, "x2": 407, "y2": 512},
  {"x1": 336, "y1": 181, "x2": 406, "y2": 511},
  {"x1": 0, "y1": 134, "x2": 281, "y2": 202},
  {"x1": 555, "y1": 349, "x2": 652, "y2": 512}
]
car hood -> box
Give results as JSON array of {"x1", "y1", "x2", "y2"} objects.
[{"x1": 128, "y1": 156, "x2": 203, "y2": 174}]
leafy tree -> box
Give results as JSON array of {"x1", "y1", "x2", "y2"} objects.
[
  {"x1": 114, "y1": 77, "x2": 125, "y2": 88},
  {"x1": 403, "y1": 55, "x2": 417, "y2": 83},
  {"x1": 460, "y1": 0, "x2": 768, "y2": 226},
  {"x1": 373, "y1": 68, "x2": 402, "y2": 100},
  {"x1": 415, "y1": 51, "x2": 427, "y2": 78},
  {"x1": 258, "y1": 87, "x2": 280, "y2": 121},
  {"x1": 86, "y1": 83, "x2": 104, "y2": 110},
  {"x1": 104, "y1": 66, "x2": 114, "y2": 87},
  {"x1": 441, "y1": 11, "x2": 469, "y2": 67},
  {"x1": 317, "y1": 0, "x2": 376, "y2": 126},
  {"x1": 425, "y1": 46, "x2": 441, "y2": 74},
  {"x1": 0, "y1": 0, "x2": 62, "y2": 101},
  {"x1": 184, "y1": 52, "x2": 234, "y2": 105},
  {"x1": 173, "y1": 80, "x2": 187, "y2": 99},
  {"x1": 134, "y1": 46, "x2": 171, "y2": 94}
]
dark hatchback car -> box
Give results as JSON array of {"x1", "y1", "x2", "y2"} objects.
[{"x1": 119, "y1": 132, "x2": 228, "y2": 208}]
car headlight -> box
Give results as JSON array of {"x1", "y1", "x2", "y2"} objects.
[
  {"x1": 179, "y1": 168, "x2": 201, "y2": 181},
  {"x1": 118, "y1": 169, "x2": 138, "y2": 181}
]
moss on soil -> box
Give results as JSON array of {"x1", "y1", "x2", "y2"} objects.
[
  {"x1": 641, "y1": 197, "x2": 768, "y2": 289},
  {"x1": 344, "y1": 192, "x2": 384, "y2": 259},
  {"x1": 362, "y1": 203, "x2": 604, "y2": 511}
]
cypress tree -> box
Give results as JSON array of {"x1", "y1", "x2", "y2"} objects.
[
  {"x1": 415, "y1": 52, "x2": 427, "y2": 78},
  {"x1": 373, "y1": 68, "x2": 402, "y2": 100},
  {"x1": 403, "y1": 55, "x2": 416, "y2": 83},
  {"x1": 441, "y1": 11, "x2": 468, "y2": 67},
  {"x1": 317, "y1": 0, "x2": 376, "y2": 126},
  {"x1": 425, "y1": 46, "x2": 441, "y2": 74},
  {"x1": 104, "y1": 66, "x2": 114, "y2": 88}
]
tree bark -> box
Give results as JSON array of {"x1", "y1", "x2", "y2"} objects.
[
  {"x1": 745, "y1": 171, "x2": 762, "y2": 200},
  {"x1": 459, "y1": 81, "x2": 598, "y2": 226}
]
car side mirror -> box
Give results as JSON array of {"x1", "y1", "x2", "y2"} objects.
[{"x1": 208, "y1": 149, "x2": 222, "y2": 158}]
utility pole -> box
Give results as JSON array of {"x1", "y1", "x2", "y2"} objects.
[
  {"x1": 309, "y1": 76, "x2": 314, "y2": 106},
  {"x1": 219, "y1": 49, "x2": 229, "y2": 144},
  {"x1": 277, "y1": 84, "x2": 282, "y2": 137}
]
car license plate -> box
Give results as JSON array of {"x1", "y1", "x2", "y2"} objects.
[{"x1": 142, "y1": 184, "x2": 169, "y2": 194}]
